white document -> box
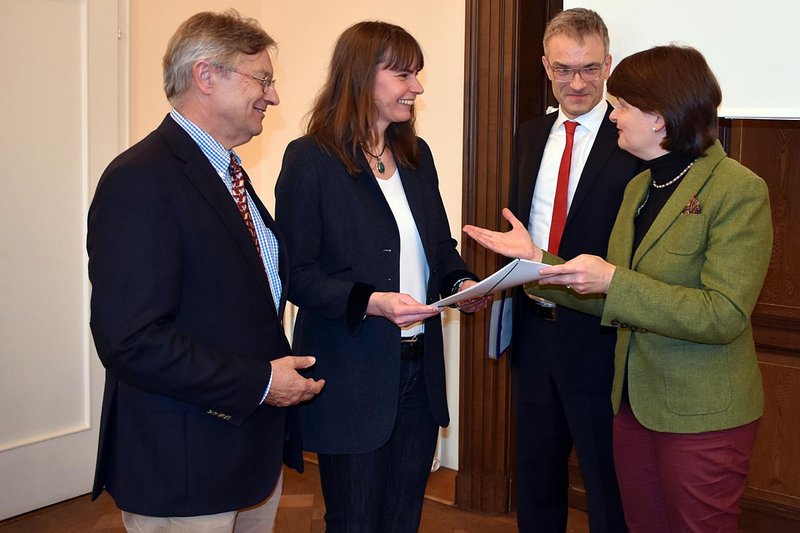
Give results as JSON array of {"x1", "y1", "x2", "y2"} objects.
[{"x1": 432, "y1": 258, "x2": 547, "y2": 308}]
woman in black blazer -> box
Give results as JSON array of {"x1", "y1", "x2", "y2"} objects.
[{"x1": 275, "y1": 21, "x2": 488, "y2": 533}]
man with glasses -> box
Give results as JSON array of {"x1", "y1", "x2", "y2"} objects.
[
  {"x1": 507, "y1": 8, "x2": 639, "y2": 532},
  {"x1": 87, "y1": 10, "x2": 324, "y2": 532}
]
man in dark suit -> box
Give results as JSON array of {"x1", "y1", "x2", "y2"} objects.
[
  {"x1": 87, "y1": 10, "x2": 324, "y2": 532},
  {"x1": 509, "y1": 8, "x2": 639, "y2": 533}
]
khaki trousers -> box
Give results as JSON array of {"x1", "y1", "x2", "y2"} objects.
[{"x1": 121, "y1": 471, "x2": 283, "y2": 533}]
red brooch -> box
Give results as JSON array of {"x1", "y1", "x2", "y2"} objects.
[{"x1": 681, "y1": 196, "x2": 702, "y2": 215}]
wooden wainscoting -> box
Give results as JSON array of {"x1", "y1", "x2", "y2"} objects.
[{"x1": 727, "y1": 119, "x2": 800, "y2": 531}]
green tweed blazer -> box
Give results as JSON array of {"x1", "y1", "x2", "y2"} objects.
[{"x1": 530, "y1": 141, "x2": 773, "y2": 433}]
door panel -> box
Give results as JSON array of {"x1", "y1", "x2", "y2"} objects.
[{"x1": 0, "y1": 0, "x2": 123, "y2": 519}]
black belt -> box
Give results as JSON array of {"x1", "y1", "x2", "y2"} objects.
[
  {"x1": 527, "y1": 294, "x2": 557, "y2": 321},
  {"x1": 400, "y1": 334, "x2": 424, "y2": 360}
]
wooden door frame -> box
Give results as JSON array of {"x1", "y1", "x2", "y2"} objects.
[{"x1": 457, "y1": 0, "x2": 561, "y2": 513}]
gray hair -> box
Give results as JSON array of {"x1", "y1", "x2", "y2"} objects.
[
  {"x1": 543, "y1": 8, "x2": 610, "y2": 57},
  {"x1": 162, "y1": 9, "x2": 275, "y2": 103}
]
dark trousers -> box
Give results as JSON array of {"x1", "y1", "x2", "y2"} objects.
[
  {"x1": 614, "y1": 402, "x2": 759, "y2": 533},
  {"x1": 514, "y1": 370, "x2": 626, "y2": 533},
  {"x1": 317, "y1": 357, "x2": 438, "y2": 533}
]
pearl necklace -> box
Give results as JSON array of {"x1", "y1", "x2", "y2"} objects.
[
  {"x1": 651, "y1": 159, "x2": 696, "y2": 189},
  {"x1": 637, "y1": 158, "x2": 697, "y2": 216}
]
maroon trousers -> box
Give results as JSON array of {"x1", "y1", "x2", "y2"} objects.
[{"x1": 613, "y1": 402, "x2": 758, "y2": 533}]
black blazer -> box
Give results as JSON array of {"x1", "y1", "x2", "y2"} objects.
[
  {"x1": 87, "y1": 115, "x2": 300, "y2": 517},
  {"x1": 275, "y1": 136, "x2": 475, "y2": 454},
  {"x1": 509, "y1": 105, "x2": 640, "y2": 391}
]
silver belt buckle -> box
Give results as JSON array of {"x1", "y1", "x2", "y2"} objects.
[{"x1": 526, "y1": 293, "x2": 557, "y2": 321}]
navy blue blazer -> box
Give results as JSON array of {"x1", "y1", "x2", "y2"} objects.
[
  {"x1": 274, "y1": 136, "x2": 475, "y2": 454},
  {"x1": 509, "y1": 105, "x2": 640, "y2": 391},
  {"x1": 87, "y1": 115, "x2": 300, "y2": 516}
]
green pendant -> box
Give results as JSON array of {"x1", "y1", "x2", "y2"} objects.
[{"x1": 376, "y1": 160, "x2": 385, "y2": 174}]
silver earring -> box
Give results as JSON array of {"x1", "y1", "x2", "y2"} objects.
[{"x1": 652, "y1": 126, "x2": 657, "y2": 132}]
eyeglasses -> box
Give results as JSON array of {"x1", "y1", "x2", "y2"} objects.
[
  {"x1": 215, "y1": 64, "x2": 276, "y2": 92},
  {"x1": 545, "y1": 59, "x2": 606, "y2": 83}
]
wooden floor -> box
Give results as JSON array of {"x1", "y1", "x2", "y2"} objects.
[{"x1": 0, "y1": 462, "x2": 590, "y2": 532}]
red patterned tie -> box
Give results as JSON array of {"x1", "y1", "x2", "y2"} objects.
[
  {"x1": 229, "y1": 155, "x2": 264, "y2": 257},
  {"x1": 548, "y1": 120, "x2": 579, "y2": 255}
]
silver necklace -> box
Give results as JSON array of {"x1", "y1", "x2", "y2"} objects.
[{"x1": 637, "y1": 159, "x2": 697, "y2": 216}]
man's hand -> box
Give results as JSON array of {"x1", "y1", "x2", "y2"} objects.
[
  {"x1": 264, "y1": 355, "x2": 325, "y2": 407},
  {"x1": 463, "y1": 208, "x2": 543, "y2": 262}
]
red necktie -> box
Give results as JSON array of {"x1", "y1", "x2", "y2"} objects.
[
  {"x1": 229, "y1": 155, "x2": 264, "y2": 258},
  {"x1": 229, "y1": 154, "x2": 284, "y2": 311},
  {"x1": 548, "y1": 120, "x2": 579, "y2": 255}
]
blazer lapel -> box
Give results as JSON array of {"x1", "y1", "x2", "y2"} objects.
[
  {"x1": 610, "y1": 174, "x2": 649, "y2": 269},
  {"x1": 567, "y1": 107, "x2": 618, "y2": 226},
  {"x1": 356, "y1": 147, "x2": 406, "y2": 237},
  {"x1": 357, "y1": 148, "x2": 392, "y2": 207},
  {"x1": 356, "y1": 144, "x2": 434, "y2": 270},
  {"x1": 398, "y1": 163, "x2": 430, "y2": 254},
  {"x1": 631, "y1": 142, "x2": 726, "y2": 269},
  {"x1": 157, "y1": 117, "x2": 274, "y2": 304},
  {"x1": 247, "y1": 179, "x2": 290, "y2": 316}
]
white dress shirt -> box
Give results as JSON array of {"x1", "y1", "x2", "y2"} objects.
[{"x1": 528, "y1": 100, "x2": 608, "y2": 251}]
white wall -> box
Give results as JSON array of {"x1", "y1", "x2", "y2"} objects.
[
  {"x1": 565, "y1": 0, "x2": 800, "y2": 119},
  {"x1": 130, "y1": 0, "x2": 467, "y2": 469}
]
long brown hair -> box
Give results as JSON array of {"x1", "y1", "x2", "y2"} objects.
[{"x1": 306, "y1": 21, "x2": 424, "y2": 174}]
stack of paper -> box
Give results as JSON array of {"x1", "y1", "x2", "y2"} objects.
[{"x1": 432, "y1": 259, "x2": 547, "y2": 307}]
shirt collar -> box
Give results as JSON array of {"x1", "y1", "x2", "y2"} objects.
[
  {"x1": 554, "y1": 99, "x2": 608, "y2": 134},
  {"x1": 170, "y1": 109, "x2": 240, "y2": 179}
]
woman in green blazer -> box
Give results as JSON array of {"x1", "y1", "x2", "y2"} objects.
[{"x1": 465, "y1": 45, "x2": 772, "y2": 532}]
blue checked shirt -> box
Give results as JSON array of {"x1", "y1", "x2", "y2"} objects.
[{"x1": 170, "y1": 109, "x2": 282, "y2": 312}]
